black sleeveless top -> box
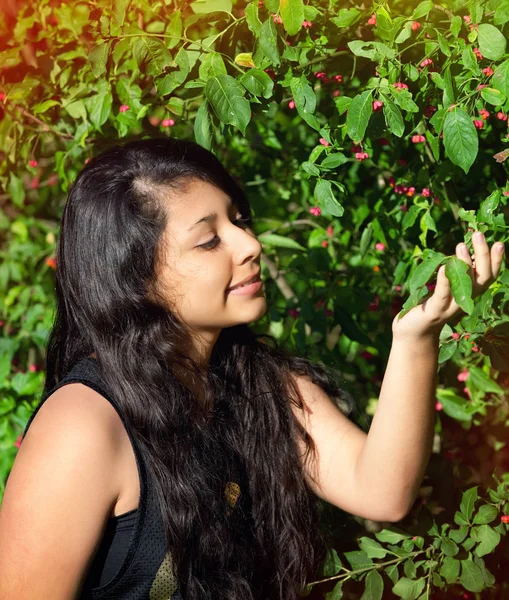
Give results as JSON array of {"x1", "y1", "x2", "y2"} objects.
[{"x1": 21, "y1": 356, "x2": 244, "y2": 599}]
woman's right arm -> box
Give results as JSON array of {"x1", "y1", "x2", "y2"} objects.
[{"x1": 0, "y1": 384, "x2": 125, "y2": 599}]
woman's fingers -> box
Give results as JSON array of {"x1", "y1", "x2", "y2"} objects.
[{"x1": 471, "y1": 232, "x2": 492, "y2": 287}]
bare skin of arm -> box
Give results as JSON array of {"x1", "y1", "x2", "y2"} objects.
[
  {"x1": 290, "y1": 334, "x2": 439, "y2": 522},
  {"x1": 0, "y1": 385, "x2": 125, "y2": 599}
]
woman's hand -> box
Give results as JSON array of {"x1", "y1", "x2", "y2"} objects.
[{"x1": 392, "y1": 233, "x2": 505, "y2": 343}]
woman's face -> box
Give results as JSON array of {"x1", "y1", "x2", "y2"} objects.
[{"x1": 158, "y1": 179, "x2": 266, "y2": 357}]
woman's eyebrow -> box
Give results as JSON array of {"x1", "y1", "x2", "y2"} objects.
[{"x1": 187, "y1": 198, "x2": 234, "y2": 232}]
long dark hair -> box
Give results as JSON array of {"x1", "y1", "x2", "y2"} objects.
[{"x1": 43, "y1": 137, "x2": 359, "y2": 600}]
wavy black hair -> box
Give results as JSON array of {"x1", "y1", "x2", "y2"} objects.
[{"x1": 43, "y1": 137, "x2": 359, "y2": 600}]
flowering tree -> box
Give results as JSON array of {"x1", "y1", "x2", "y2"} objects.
[{"x1": 1, "y1": 0, "x2": 509, "y2": 597}]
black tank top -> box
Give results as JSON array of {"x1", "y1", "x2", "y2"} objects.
[{"x1": 21, "y1": 356, "x2": 243, "y2": 599}]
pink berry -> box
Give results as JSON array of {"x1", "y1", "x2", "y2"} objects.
[
  {"x1": 272, "y1": 14, "x2": 282, "y2": 24},
  {"x1": 29, "y1": 364, "x2": 38, "y2": 372},
  {"x1": 473, "y1": 119, "x2": 484, "y2": 129},
  {"x1": 420, "y1": 58, "x2": 433, "y2": 68},
  {"x1": 393, "y1": 82, "x2": 408, "y2": 90},
  {"x1": 452, "y1": 333, "x2": 460, "y2": 340},
  {"x1": 333, "y1": 90, "x2": 340, "y2": 97},
  {"x1": 501, "y1": 515, "x2": 509, "y2": 524},
  {"x1": 321, "y1": 240, "x2": 328, "y2": 248},
  {"x1": 412, "y1": 134, "x2": 425, "y2": 143},
  {"x1": 411, "y1": 21, "x2": 421, "y2": 30},
  {"x1": 435, "y1": 402, "x2": 443, "y2": 411},
  {"x1": 367, "y1": 14, "x2": 376, "y2": 25},
  {"x1": 288, "y1": 100, "x2": 295, "y2": 109},
  {"x1": 0, "y1": 92, "x2": 6, "y2": 102},
  {"x1": 162, "y1": 118, "x2": 175, "y2": 127},
  {"x1": 332, "y1": 75, "x2": 343, "y2": 83},
  {"x1": 375, "y1": 243, "x2": 385, "y2": 251},
  {"x1": 302, "y1": 20, "x2": 312, "y2": 29},
  {"x1": 457, "y1": 369, "x2": 469, "y2": 382},
  {"x1": 309, "y1": 206, "x2": 321, "y2": 216},
  {"x1": 326, "y1": 225, "x2": 333, "y2": 236},
  {"x1": 479, "y1": 108, "x2": 490, "y2": 119},
  {"x1": 421, "y1": 188, "x2": 431, "y2": 197},
  {"x1": 372, "y1": 100, "x2": 383, "y2": 111},
  {"x1": 319, "y1": 138, "x2": 329, "y2": 146},
  {"x1": 497, "y1": 112, "x2": 507, "y2": 121},
  {"x1": 29, "y1": 159, "x2": 38, "y2": 167},
  {"x1": 482, "y1": 66, "x2": 494, "y2": 76},
  {"x1": 463, "y1": 15, "x2": 471, "y2": 23}
]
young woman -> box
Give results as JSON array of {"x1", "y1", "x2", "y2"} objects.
[{"x1": 0, "y1": 138, "x2": 504, "y2": 600}]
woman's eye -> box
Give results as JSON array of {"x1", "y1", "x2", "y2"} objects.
[{"x1": 198, "y1": 215, "x2": 251, "y2": 251}]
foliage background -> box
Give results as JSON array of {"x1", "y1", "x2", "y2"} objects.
[{"x1": 2, "y1": 0, "x2": 509, "y2": 597}]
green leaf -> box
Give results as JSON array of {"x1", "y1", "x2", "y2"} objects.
[
  {"x1": 320, "y1": 548, "x2": 342, "y2": 576},
  {"x1": 473, "y1": 505, "x2": 499, "y2": 525},
  {"x1": 245, "y1": 2, "x2": 262, "y2": 36},
  {"x1": 205, "y1": 74, "x2": 251, "y2": 134},
  {"x1": 259, "y1": 18, "x2": 280, "y2": 65},
  {"x1": 467, "y1": 365, "x2": 504, "y2": 395},
  {"x1": 480, "y1": 87, "x2": 506, "y2": 106},
  {"x1": 475, "y1": 524, "x2": 501, "y2": 557},
  {"x1": 449, "y1": 527, "x2": 469, "y2": 543},
  {"x1": 492, "y1": 59, "x2": 509, "y2": 98},
  {"x1": 477, "y1": 24, "x2": 506, "y2": 60},
  {"x1": 344, "y1": 550, "x2": 373, "y2": 570},
  {"x1": 194, "y1": 101, "x2": 213, "y2": 150},
  {"x1": 494, "y1": 0, "x2": 509, "y2": 26},
  {"x1": 346, "y1": 90, "x2": 373, "y2": 143},
  {"x1": 258, "y1": 233, "x2": 305, "y2": 250},
  {"x1": 412, "y1": 0, "x2": 433, "y2": 19},
  {"x1": 290, "y1": 75, "x2": 321, "y2": 130},
  {"x1": 437, "y1": 390, "x2": 473, "y2": 422},
  {"x1": 190, "y1": 0, "x2": 232, "y2": 13},
  {"x1": 462, "y1": 47, "x2": 479, "y2": 72},
  {"x1": 440, "y1": 557, "x2": 460, "y2": 584},
  {"x1": 450, "y1": 15, "x2": 462, "y2": 37},
  {"x1": 381, "y1": 94, "x2": 404, "y2": 137},
  {"x1": 325, "y1": 581, "x2": 343, "y2": 600},
  {"x1": 330, "y1": 8, "x2": 361, "y2": 28},
  {"x1": 321, "y1": 153, "x2": 348, "y2": 169},
  {"x1": 334, "y1": 96, "x2": 352, "y2": 115},
  {"x1": 408, "y1": 252, "x2": 444, "y2": 293},
  {"x1": 460, "y1": 560, "x2": 485, "y2": 592},
  {"x1": 375, "y1": 529, "x2": 410, "y2": 544},
  {"x1": 280, "y1": 0, "x2": 304, "y2": 36},
  {"x1": 389, "y1": 88, "x2": 419, "y2": 113},
  {"x1": 395, "y1": 22, "x2": 412, "y2": 44},
  {"x1": 88, "y1": 40, "x2": 112, "y2": 78},
  {"x1": 240, "y1": 69, "x2": 274, "y2": 98},
  {"x1": 359, "y1": 537, "x2": 387, "y2": 559},
  {"x1": 314, "y1": 179, "x2": 344, "y2": 217},
  {"x1": 8, "y1": 173, "x2": 25, "y2": 208},
  {"x1": 443, "y1": 107, "x2": 478, "y2": 174},
  {"x1": 445, "y1": 256, "x2": 474, "y2": 315},
  {"x1": 133, "y1": 37, "x2": 172, "y2": 77},
  {"x1": 441, "y1": 538, "x2": 459, "y2": 556},
  {"x1": 199, "y1": 52, "x2": 227, "y2": 80},
  {"x1": 360, "y1": 569, "x2": 384, "y2": 600},
  {"x1": 165, "y1": 9, "x2": 182, "y2": 49},
  {"x1": 83, "y1": 89, "x2": 112, "y2": 130},
  {"x1": 392, "y1": 577, "x2": 425, "y2": 600},
  {"x1": 460, "y1": 487, "x2": 479, "y2": 521}
]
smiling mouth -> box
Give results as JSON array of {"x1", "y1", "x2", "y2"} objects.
[{"x1": 227, "y1": 274, "x2": 261, "y2": 291}]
